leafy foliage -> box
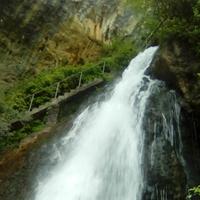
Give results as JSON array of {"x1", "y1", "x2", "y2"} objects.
[
  {"x1": 151, "y1": 0, "x2": 194, "y2": 19},
  {"x1": 126, "y1": 0, "x2": 146, "y2": 14},
  {"x1": 131, "y1": 0, "x2": 200, "y2": 56},
  {"x1": 0, "y1": 120, "x2": 45, "y2": 151},
  {"x1": 5, "y1": 64, "x2": 103, "y2": 112},
  {"x1": 0, "y1": 37, "x2": 137, "y2": 151},
  {"x1": 3, "y1": 38, "x2": 137, "y2": 114},
  {"x1": 187, "y1": 185, "x2": 200, "y2": 199},
  {"x1": 102, "y1": 38, "x2": 137, "y2": 71}
]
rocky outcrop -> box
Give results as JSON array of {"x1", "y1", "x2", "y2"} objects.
[
  {"x1": 0, "y1": 0, "x2": 138, "y2": 84},
  {"x1": 149, "y1": 41, "x2": 200, "y2": 189},
  {"x1": 142, "y1": 82, "x2": 186, "y2": 199},
  {"x1": 150, "y1": 42, "x2": 200, "y2": 112}
]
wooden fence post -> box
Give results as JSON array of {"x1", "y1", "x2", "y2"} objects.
[
  {"x1": 54, "y1": 82, "x2": 60, "y2": 99},
  {"x1": 28, "y1": 94, "x2": 35, "y2": 112},
  {"x1": 78, "y1": 72, "x2": 83, "y2": 88}
]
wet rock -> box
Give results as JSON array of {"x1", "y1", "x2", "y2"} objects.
[
  {"x1": 142, "y1": 83, "x2": 186, "y2": 199},
  {"x1": 148, "y1": 41, "x2": 200, "y2": 190},
  {"x1": 150, "y1": 41, "x2": 200, "y2": 113}
]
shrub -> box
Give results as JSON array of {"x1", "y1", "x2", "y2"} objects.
[
  {"x1": 0, "y1": 120, "x2": 45, "y2": 151},
  {"x1": 187, "y1": 185, "x2": 200, "y2": 200}
]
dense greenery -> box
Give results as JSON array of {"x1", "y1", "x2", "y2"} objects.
[
  {"x1": 126, "y1": 0, "x2": 146, "y2": 14},
  {"x1": 0, "y1": 38, "x2": 137, "y2": 151},
  {"x1": 142, "y1": 0, "x2": 200, "y2": 55},
  {"x1": 101, "y1": 38, "x2": 137, "y2": 71},
  {"x1": 0, "y1": 120, "x2": 45, "y2": 152},
  {"x1": 187, "y1": 185, "x2": 200, "y2": 199},
  {"x1": 6, "y1": 65, "x2": 103, "y2": 112},
  {"x1": 5, "y1": 38, "x2": 136, "y2": 114},
  {"x1": 126, "y1": 0, "x2": 200, "y2": 55}
]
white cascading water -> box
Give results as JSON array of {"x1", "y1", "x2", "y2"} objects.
[{"x1": 34, "y1": 47, "x2": 158, "y2": 200}]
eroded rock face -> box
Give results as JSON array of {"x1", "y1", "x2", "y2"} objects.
[
  {"x1": 0, "y1": 0, "x2": 136, "y2": 43},
  {"x1": 142, "y1": 81, "x2": 186, "y2": 199},
  {"x1": 150, "y1": 42, "x2": 200, "y2": 112},
  {"x1": 0, "y1": 0, "x2": 138, "y2": 79},
  {"x1": 149, "y1": 42, "x2": 200, "y2": 189}
]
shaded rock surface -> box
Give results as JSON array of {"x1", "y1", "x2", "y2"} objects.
[
  {"x1": 0, "y1": 0, "x2": 138, "y2": 84},
  {"x1": 149, "y1": 42, "x2": 200, "y2": 189},
  {"x1": 142, "y1": 81, "x2": 186, "y2": 199},
  {"x1": 0, "y1": 82, "x2": 103, "y2": 200},
  {"x1": 150, "y1": 41, "x2": 200, "y2": 112}
]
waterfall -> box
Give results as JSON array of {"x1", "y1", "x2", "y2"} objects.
[
  {"x1": 142, "y1": 80, "x2": 186, "y2": 200},
  {"x1": 34, "y1": 47, "x2": 159, "y2": 200}
]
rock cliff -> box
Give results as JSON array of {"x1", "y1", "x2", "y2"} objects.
[
  {"x1": 0, "y1": 0, "x2": 138, "y2": 84},
  {"x1": 149, "y1": 41, "x2": 200, "y2": 189}
]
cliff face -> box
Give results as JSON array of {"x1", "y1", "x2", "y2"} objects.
[
  {"x1": 151, "y1": 42, "x2": 200, "y2": 112},
  {"x1": 0, "y1": 0, "x2": 136, "y2": 43},
  {"x1": 150, "y1": 41, "x2": 200, "y2": 187},
  {"x1": 0, "y1": 0, "x2": 138, "y2": 84}
]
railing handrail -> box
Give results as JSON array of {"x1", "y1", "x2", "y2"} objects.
[
  {"x1": 25, "y1": 61, "x2": 105, "y2": 99},
  {"x1": 26, "y1": 61, "x2": 106, "y2": 112},
  {"x1": 18, "y1": 19, "x2": 165, "y2": 113}
]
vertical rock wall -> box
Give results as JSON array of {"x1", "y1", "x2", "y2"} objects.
[{"x1": 0, "y1": 0, "x2": 138, "y2": 72}]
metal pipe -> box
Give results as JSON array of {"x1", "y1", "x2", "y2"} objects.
[
  {"x1": 78, "y1": 72, "x2": 83, "y2": 88},
  {"x1": 28, "y1": 94, "x2": 35, "y2": 112},
  {"x1": 54, "y1": 82, "x2": 60, "y2": 99}
]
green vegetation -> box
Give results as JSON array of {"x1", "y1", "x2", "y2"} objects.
[
  {"x1": 101, "y1": 38, "x2": 137, "y2": 72},
  {"x1": 6, "y1": 64, "x2": 104, "y2": 112},
  {"x1": 0, "y1": 37, "x2": 137, "y2": 151},
  {"x1": 0, "y1": 120, "x2": 45, "y2": 152},
  {"x1": 1, "y1": 0, "x2": 199, "y2": 153},
  {"x1": 126, "y1": 0, "x2": 146, "y2": 14},
  {"x1": 125, "y1": 0, "x2": 200, "y2": 56},
  {"x1": 139, "y1": 0, "x2": 200, "y2": 55},
  {"x1": 187, "y1": 185, "x2": 200, "y2": 199},
  {"x1": 5, "y1": 38, "x2": 136, "y2": 114}
]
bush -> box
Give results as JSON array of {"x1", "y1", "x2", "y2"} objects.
[
  {"x1": 4, "y1": 38, "x2": 137, "y2": 115},
  {"x1": 0, "y1": 36, "x2": 139, "y2": 153},
  {"x1": 143, "y1": 0, "x2": 200, "y2": 56},
  {"x1": 187, "y1": 185, "x2": 200, "y2": 200},
  {"x1": 102, "y1": 38, "x2": 137, "y2": 72},
  {"x1": 0, "y1": 120, "x2": 45, "y2": 151}
]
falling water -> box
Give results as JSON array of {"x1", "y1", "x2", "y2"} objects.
[{"x1": 34, "y1": 47, "x2": 158, "y2": 200}]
